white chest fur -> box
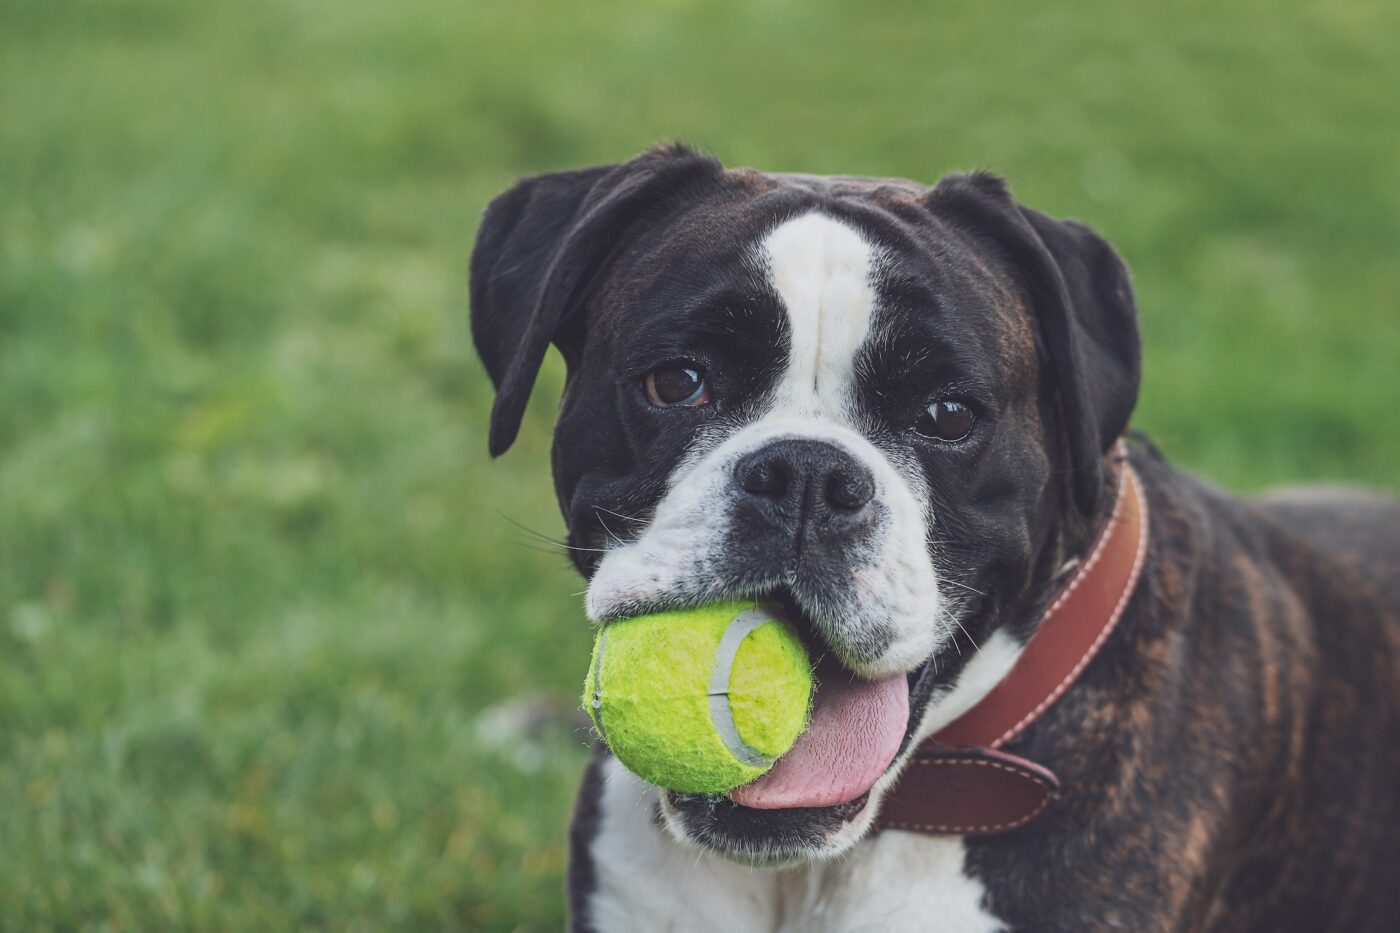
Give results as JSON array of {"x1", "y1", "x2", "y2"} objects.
[{"x1": 584, "y1": 757, "x2": 1006, "y2": 933}]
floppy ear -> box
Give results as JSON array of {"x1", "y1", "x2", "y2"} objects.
[
  {"x1": 469, "y1": 145, "x2": 723, "y2": 456},
  {"x1": 927, "y1": 173, "x2": 1141, "y2": 517}
]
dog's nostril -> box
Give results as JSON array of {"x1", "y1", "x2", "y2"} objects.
[
  {"x1": 734, "y1": 439, "x2": 875, "y2": 518},
  {"x1": 825, "y1": 469, "x2": 875, "y2": 512},
  {"x1": 739, "y1": 456, "x2": 790, "y2": 499}
]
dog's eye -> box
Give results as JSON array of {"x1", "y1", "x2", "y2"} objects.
[
  {"x1": 644, "y1": 364, "x2": 711, "y2": 407},
  {"x1": 913, "y1": 399, "x2": 976, "y2": 441}
]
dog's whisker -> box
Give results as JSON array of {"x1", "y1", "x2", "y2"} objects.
[
  {"x1": 505, "y1": 536, "x2": 611, "y2": 559},
  {"x1": 953, "y1": 616, "x2": 983, "y2": 656},
  {"x1": 505, "y1": 540, "x2": 574, "y2": 558},
  {"x1": 594, "y1": 505, "x2": 649, "y2": 525},
  {"x1": 941, "y1": 578, "x2": 987, "y2": 597},
  {"x1": 496, "y1": 510, "x2": 571, "y2": 545},
  {"x1": 596, "y1": 514, "x2": 627, "y2": 547}
]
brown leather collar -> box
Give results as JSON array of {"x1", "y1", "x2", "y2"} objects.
[{"x1": 877, "y1": 446, "x2": 1149, "y2": 836}]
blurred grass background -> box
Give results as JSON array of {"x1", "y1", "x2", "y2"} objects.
[{"x1": 1, "y1": 0, "x2": 1397, "y2": 928}]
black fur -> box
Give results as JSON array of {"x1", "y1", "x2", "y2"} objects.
[
  {"x1": 924, "y1": 172, "x2": 1141, "y2": 518},
  {"x1": 470, "y1": 146, "x2": 724, "y2": 457}
]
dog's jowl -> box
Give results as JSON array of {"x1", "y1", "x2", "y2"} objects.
[{"x1": 470, "y1": 145, "x2": 1400, "y2": 932}]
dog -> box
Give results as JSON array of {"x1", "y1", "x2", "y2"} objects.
[{"x1": 469, "y1": 144, "x2": 1400, "y2": 932}]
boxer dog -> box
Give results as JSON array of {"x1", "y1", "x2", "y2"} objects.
[{"x1": 469, "y1": 145, "x2": 1400, "y2": 931}]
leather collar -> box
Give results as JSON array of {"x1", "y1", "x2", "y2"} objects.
[{"x1": 876, "y1": 445, "x2": 1149, "y2": 836}]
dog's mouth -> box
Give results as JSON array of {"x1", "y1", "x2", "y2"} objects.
[
  {"x1": 727, "y1": 647, "x2": 908, "y2": 809},
  {"x1": 660, "y1": 589, "x2": 920, "y2": 859}
]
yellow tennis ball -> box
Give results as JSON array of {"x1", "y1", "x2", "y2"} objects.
[{"x1": 582, "y1": 600, "x2": 813, "y2": 795}]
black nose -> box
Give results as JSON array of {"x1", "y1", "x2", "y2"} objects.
[{"x1": 733, "y1": 439, "x2": 876, "y2": 530}]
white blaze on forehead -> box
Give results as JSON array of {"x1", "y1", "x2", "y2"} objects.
[{"x1": 760, "y1": 213, "x2": 879, "y2": 418}]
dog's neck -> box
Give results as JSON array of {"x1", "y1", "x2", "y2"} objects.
[{"x1": 879, "y1": 445, "x2": 1149, "y2": 835}]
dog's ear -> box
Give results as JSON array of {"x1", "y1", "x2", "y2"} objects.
[
  {"x1": 470, "y1": 145, "x2": 723, "y2": 456},
  {"x1": 926, "y1": 173, "x2": 1141, "y2": 517}
]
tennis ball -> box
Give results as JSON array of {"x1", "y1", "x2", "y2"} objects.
[{"x1": 583, "y1": 600, "x2": 813, "y2": 795}]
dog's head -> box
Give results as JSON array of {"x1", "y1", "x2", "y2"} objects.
[{"x1": 470, "y1": 145, "x2": 1139, "y2": 863}]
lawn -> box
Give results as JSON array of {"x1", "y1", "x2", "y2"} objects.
[{"x1": 1, "y1": 0, "x2": 1397, "y2": 929}]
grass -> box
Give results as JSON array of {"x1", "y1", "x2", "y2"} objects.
[{"x1": 1, "y1": 0, "x2": 1397, "y2": 928}]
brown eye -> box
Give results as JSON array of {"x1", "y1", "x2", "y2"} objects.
[
  {"x1": 913, "y1": 399, "x2": 975, "y2": 441},
  {"x1": 644, "y1": 364, "x2": 710, "y2": 407}
]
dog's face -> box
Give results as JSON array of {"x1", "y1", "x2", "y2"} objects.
[{"x1": 471, "y1": 146, "x2": 1139, "y2": 863}]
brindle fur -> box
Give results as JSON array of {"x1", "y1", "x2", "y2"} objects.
[{"x1": 971, "y1": 437, "x2": 1400, "y2": 931}]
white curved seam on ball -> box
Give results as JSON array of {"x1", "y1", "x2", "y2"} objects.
[
  {"x1": 707, "y1": 608, "x2": 777, "y2": 769},
  {"x1": 591, "y1": 627, "x2": 609, "y2": 744}
]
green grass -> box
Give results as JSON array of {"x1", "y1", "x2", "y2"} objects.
[{"x1": 1, "y1": 0, "x2": 1397, "y2": 928}]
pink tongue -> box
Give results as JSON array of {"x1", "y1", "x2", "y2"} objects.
[{"x1": 730, "y1": 666, "x2": 908, "y2": 810}]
